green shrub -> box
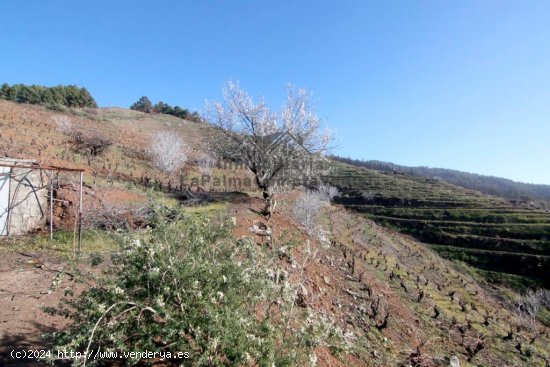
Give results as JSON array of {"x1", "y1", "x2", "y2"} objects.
[
  {"x1": 44, "y1": 206, "x2": 344, "y2": 366},
  {"x1": 46, "y1": 103, "x2": 67, "y2": 112}
]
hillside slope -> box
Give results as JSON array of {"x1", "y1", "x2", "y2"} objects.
[
  {"x1": 325, "y1": 162, "x2": 550, "y2": 288},
  {"x1": 228, "y1": 196, "x2": 550, "y2": 366},
  {"x1": 0, "y1": 100, "x2": 207, "y2": 177},
  {"x1": 1, "y1": 101, "x2": 549, "y2": 366},
  {"x1": 1, "y1": 99, "x2": 548, "y2": 287},
  {"x1": 333, "y1": 157, "x2": 550, "y2": 204}
]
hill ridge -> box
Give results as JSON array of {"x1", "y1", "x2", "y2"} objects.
[{"x1": 332, "y1": 156, "x2": 550, "y2": 203}]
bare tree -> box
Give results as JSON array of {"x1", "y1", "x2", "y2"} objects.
[
  {"x1": 53, "y1": 115, "x2": 73, "y2": 134},
  {"x1": 293, "y1": 187, "x2": 334, "y2": 234},
  {"x1": 149, "y1": 131, "x2": 187, "y2": 174},
  {"x1": 541, "y1": 289, "x2": 550, "y2": 309},
  {"x1": 515, "y1": 289, "x2": 544, "y2": 340},
  {"x1": 317, "y1": 184, "x2": 339, "y2": 202},
  {"x1": 54, "y1": 115, "x2": 112, "y2": 156},
  {"x1": 361, "y1": 190, "x2": 375, "y2": 202},
  {"x1": 197, "y1": 153, "x2": 216, "y2": 176},
  {"x1": 205, "y1": 81, "x2": 333, "y2": 216}
]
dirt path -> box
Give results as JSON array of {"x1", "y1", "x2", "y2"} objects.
[{"x1": 0, "y1": 251, "x2": 70, "y2": 366}]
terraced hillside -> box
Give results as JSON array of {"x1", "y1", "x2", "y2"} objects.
[{"x1": 326, "y1": 162, "x2": 550, "y2": 288}]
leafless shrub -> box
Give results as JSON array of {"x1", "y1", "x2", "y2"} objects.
[
  {"x1": 361, "y1": 190, "x2": 375, "y2": 202},
  {"x1": 83, "y1": 200, "x2": 151, "y2": 230},
  {"x1": 197, "y1": 154, "x2": 216, "y2": 175},
  {"x1": 317, "y1": 183, "x2": 340, "y2": 202},
  {"x1": 53, "y1": 115, "x2": 112, "y2": 156},
  {"x1": 449, "y1": 355, "x2": 461, "y2": 367},
  {"x1": 293, "y1": 188, "x2": 327, "y2": 233},
  {"x1": 515, "y1": 289, "x2": 544, "y2": 340},
  {"x1": 80, "y1": 134, "x2": 112, "y2": 156},
  {"x1": 149, "y1": 131, "x2": 187, "y2": 174},
  {"x1": 54, "y1": 115, "x2": 73, "y2": 134},
  {"x1": 541, "y1": 289, "x2": 550, "y2": 309}
]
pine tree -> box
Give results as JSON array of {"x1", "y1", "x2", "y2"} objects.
[{"x1": 130, "y1": 96, "x2": 154, "y2": 113}]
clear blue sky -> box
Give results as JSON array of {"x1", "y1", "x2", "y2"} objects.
[{"x1": 1, "y1": 1, "x2": 549, "y2": 184}]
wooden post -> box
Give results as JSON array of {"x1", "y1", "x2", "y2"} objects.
[
  {"x1": 5, "y1": 167, "x2": 12, "y2": 236},
  {"x1": 50, "y1": 170, "x2": 53, "y2": 241},
  {"x1": 78, "y1": 171, "x2": 83, "y2": 255}
]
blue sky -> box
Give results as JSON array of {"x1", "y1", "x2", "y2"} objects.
[{"x1": 1, "y1": 1, "x2": 549, "y2": 184}]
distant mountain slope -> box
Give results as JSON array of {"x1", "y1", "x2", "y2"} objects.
[
  {"x1": 324, "y1": 160, "x2": 550, "y2": 288},
  {"x1": 332, "y1": 156, "x2": 550, "y2": 203}
]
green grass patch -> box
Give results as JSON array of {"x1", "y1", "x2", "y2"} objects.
[{"x1": 0, "y1": 229, "x2": 120, "y2": 259}]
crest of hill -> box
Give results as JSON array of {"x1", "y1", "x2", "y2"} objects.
[{"x1": 333, "y1": 156, "x2": 550, "y2": 204}]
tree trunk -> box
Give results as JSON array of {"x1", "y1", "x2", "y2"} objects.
[
  {"x1": 261, "y1": 190, "x2": 273, "y2": 217},
  {"x1": 255, "y1": 175, "x2": 274, "y2": 218}
]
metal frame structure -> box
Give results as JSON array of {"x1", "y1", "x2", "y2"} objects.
[{"x1": 0, "y1": 161, "x2": 85, "y2": 254}]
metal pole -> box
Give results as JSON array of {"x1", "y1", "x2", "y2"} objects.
[
  {"x1": 50, "y1": 170, "x2": 53, "y2": 241},
  {"x1": 78, "y1": 171, "x2": 83, "y2": 255}
]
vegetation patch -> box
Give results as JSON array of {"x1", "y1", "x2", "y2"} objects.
[
  {"x1": 44, "y1": 206, "x2": 346, "y2": 366},
  {"x1": 325, "y1": 161, "x2": 550, "y2": 286}
]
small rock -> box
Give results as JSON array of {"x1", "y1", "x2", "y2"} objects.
[
  {"x1": 295, "y1": 285, "x2": 308, "y2": 308},
  {"x1": 450, "y1": 355, "x2": 460, "y2": 367},
  {"x1": 248, "y1": 221, "x2": 272, "y2": 236}
]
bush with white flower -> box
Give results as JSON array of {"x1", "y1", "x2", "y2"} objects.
[{"x1": 44, "y1": 205, "x2": 345, "y2": 366}]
